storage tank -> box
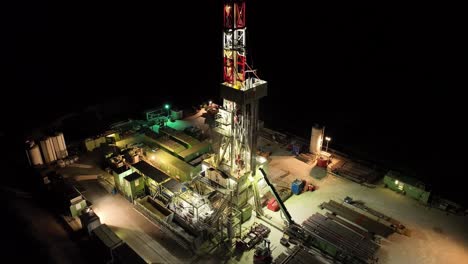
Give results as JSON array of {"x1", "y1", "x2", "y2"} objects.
[
  {"x1": 52, "y1": 135, "x2": 64, "y2": 159},
  {"x1": 25, "y1": 141, "x2": 44, "y2": 166},
  {"x1": 55, "y1": 132, "x2": 68, "y2": 158},
  {"x1": 309, "y1": 124, "x2": 324, "y2": 154},
  {"x1": 40, "y1": 137, "x2": 57, "y2": 163}
]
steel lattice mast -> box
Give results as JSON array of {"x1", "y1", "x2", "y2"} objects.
[{"x1": 214, "y1": 0, "x2": 268, "y2": 206}]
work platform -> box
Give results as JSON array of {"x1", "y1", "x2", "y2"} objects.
[{"x1": 220, "y1": 82, "x2": 268, "y2": 104}]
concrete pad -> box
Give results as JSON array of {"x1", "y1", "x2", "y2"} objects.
[{"x1": 263, "y1": 149, "x2": 468, "y2": 264}]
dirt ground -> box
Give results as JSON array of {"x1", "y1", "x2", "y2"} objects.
[{"x1": 260, "y1": 146, "x2": 468, "y2": 264}]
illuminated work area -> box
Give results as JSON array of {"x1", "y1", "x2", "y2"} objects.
[{"x1": 18, "y1": 1, "x2": 468, "y2": 264}]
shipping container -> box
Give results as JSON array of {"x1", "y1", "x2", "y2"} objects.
[
  {"x1": 384, "y1": 171, "x2": 431, "y2": 204},
  {"x1": 112, "y1": 166, "x2": 134, "y2": 192},
  {"x1": 122, "y1": 172, "x2": 145, "y2": 202},
  {"x1": 152, "y1": 150, "x2": 197, "y2": 182},
  {"x1": 178, "y1": 141, "x2": 212, "y2": 162}
]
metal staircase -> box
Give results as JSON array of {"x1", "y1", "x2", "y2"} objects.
[{"x1": 207, "y1": 196, "x2": 230, "y2": 224}]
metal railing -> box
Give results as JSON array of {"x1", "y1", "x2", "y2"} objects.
[{"x1": 134, "y1": 199, "x2": 194, "y2": 251}]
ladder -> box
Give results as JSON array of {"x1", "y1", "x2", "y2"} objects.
[{"x1": 208, "y1": 197, "x2": 230, "y2": 223}]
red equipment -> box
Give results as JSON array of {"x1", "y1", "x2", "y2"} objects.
[
  {"x1": 317, "y1": 157, "x2": 329, "y2": 168},
  {"x1": 267, "y1": 198, "x2": 279, "y2": 212}
]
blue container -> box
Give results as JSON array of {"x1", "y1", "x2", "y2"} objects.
[
  {"x1": 292, "y1": 144, "x2": 301, "y2": 155},
  {"x1": 291, "y1": 180, "x2": 303, "y2": 195}
]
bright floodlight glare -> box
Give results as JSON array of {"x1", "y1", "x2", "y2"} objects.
[
  {"x1": 209, "y1": 100, "x2": 213, "y2": 105},
  {"x1": 164, "y1": 104, "x2": 170, "y2": 110},
  {"x1": 325, "y1": 137, "x2": 331, "y2": 141}
]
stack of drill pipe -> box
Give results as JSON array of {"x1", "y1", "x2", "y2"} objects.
[
  {"x1": 347, "y1": 201, "x2": 404, "y2": 230},
  {"x1": 311, "y1": 213, "x2": 378, "y2": 252},
  {"x1": 274, "y1": 246, "x2": 330, "y2": 264},
  {"x1": 301, "y1": 213, "x2": 379, "y2": 262},
  {"x1": 321, "y1": 200, "x2": 394, "y2": 237},
  {"x1": 294, "y1": 248, "x2": 328, "y2": 264},
  {"x1": 324, "y1": 212, "x2": 371, "y2": 240},
  {"x1": 304, "y1": 213, "x2": 378, "y2": 261}
]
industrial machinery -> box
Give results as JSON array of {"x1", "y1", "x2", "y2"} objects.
[
  {"x1": 254, "y1": 238, "x2": 272, "y2": 264},
  {"x1": 169, "y1": 190, "x2": 214, "y2": 225},
  {"x1": 256, "y1": 169, "x2": 312, "y2": 251},
  {"x1": 258, "y1": 168, "x2": 295, "y2": 227},
  {"x1": 79, "y1": 207, "x2": 101, "y2": 235},
  {"x1": 291, "y1": 179, "x2": 304, "y2": 195},
  {"x1": 195, "y1": 0, "x2": 269, "y2": 244},
  {"x1": 211, "y1": 0, "x2": 267, "y2": 179},
  {"x1": 237, "y1": 222, "x2": 271, "y2": 250}
]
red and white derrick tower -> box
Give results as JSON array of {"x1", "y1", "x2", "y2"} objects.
[{"x1": 212, "y1": 0, "x2": 268, "y2": 210}]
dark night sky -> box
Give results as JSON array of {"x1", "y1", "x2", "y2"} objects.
[{"x1": 4, "y1": 1, "x2": 467, "y2": 202}]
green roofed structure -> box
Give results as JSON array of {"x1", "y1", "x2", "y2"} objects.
[
  {"x1": 160, "y1": 127, "x2": 200, "y2": 147},
  {"x1": 152, "y1": 136, "x2": 186, "y2": 154},
  {"x1": 151, "y1": 149, "x2": 199, "y2": 182},
  {"x1": 132, "y1": 160, "x2": 171, "y2": 196},
  {"x1": 177, "y1": 141, "x2": 211, "y2": 162}
]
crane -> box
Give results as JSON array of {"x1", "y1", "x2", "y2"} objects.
[
  {"x1": 258, "y1": 168, "x2": 309, "y2": 246},
  {"x1": 258, "y1": 168, "x2": 295, "y2": 226}
]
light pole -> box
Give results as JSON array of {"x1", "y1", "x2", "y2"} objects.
[
  {"x1": 325, "y1": 136, "x2": 331, "y2": 152},
  {"x1": 164, "y1": 104, "x2": 170, "y2": 126}
]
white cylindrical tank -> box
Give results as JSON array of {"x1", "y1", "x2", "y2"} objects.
[
  {"x1": 40, "y1": 137, "x2": 57, "y2": 164},
  {"x1": 310, "y1": 124, "x2": 324, "y2": 154},
  {"x1": 52, "y1": 135, "x2": 62, "y2": 159},
  {"x1": 54, "y1": 132, "x2": 68, "y2": 158},
  {"x1": 26, "y1": 141, "x2": 44, "y2": 166}
]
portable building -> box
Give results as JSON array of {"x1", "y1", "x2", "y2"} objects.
[{"x1": 384, "y1": 171, "x2": 431, "y2": 204}]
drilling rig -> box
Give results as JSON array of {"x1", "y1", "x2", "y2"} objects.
[
  {"x1": 215, "y1": 0, "x2": 268, "y2": 177},
  {"x1": 203, "y1": 0, "x2": 269, "y2": 244}
]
